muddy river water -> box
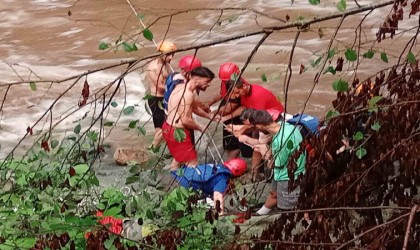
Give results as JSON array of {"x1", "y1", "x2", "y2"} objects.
[{"x1": 0, "y1": 0, "x2": 418, "y2": 165}]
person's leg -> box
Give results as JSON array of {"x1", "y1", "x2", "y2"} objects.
[
  {"x1": 256, "y1": 180, "x2": 277, "y2": 215},
  {"x1": 149, "y1": 97, "x2": 166, "y2": 148},
  {"x1": 169, "y1": 159, "x2": 182, "y2": 171},
  {"x1": 227, "y1": 149, "x2": 240, "y2": 159},
  {"x1": 152, "y1": 128, "x2": 163, "y2": 148}
]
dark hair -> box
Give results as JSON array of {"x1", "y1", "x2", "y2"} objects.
[
  {"x1": 240, "y1": 108, "x2": 255, "y2": 121},
  {"x1": 249, "y1": 110, "x2": 274, "y2": 125},
  {"x1": 190, "y1": 66, "x2": 215, "y2": 80},
  {"x1": 225, "y1": 78, "x2": 243, "y2": 92}
]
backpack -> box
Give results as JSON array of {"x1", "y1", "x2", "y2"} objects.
[
  {"x1": 163, "y1": 72, "x2": 184, "y2": 111},
  {"x1": 287, "y1": 114, "x2": 320, "y2": 139}
]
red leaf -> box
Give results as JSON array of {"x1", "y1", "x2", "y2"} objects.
[
  {"x1": 299, "y1": 63, "x2": 305, "y2": 74},
  {"x1": 335, "y1": 57, "x2": 344, "y2": 71},
  {"x1": 69, "y1": 167, "x2": 76, "y2": 177},
  {"x1": 27, "y1": 126, "x2": 33, "y2": 135},
  {"x1": 79, "y1": 79, "x2": 90, "y2": 107},
  {"x1": 41, "y1": 140, "x2": 50, "y2": 152}
]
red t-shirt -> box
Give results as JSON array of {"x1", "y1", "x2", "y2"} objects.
[{"x1": 240, "y1": 84, "x2": 284, "y2": 113}]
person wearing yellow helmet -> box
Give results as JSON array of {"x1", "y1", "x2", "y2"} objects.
[{"x1": 145, "y1": 40, "x2": 177, "y2": 150}]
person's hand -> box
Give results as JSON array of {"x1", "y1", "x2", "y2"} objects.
[{"x1": 201, "y1": 102, "x2": 211, "y2": 113}]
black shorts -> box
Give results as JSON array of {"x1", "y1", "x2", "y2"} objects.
[
  {"x1": 147, "y1": 97, "x2": 166, "y2": 128},
  {"x1": 222, "y1": 117, "x2": 253, "y2": 158}
]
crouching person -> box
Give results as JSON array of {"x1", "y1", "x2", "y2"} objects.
[
  {"x1": 250, "y1": 110, "x2": 306, "y2": 215},
  {"x1": 171, "y1": 158, "x2": 247, "y2": 214}
]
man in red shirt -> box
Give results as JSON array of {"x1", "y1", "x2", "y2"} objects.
[{"x1": 218, "y1": 76, "x2": 284, "y2": 178}]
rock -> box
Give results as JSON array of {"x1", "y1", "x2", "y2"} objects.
[{"x1": 113, "y1": 147, "x2": 148, "y2": 166}]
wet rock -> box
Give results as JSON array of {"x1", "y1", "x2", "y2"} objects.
[{"x1": 113, "y1": 147, "x2": 148, "y2": 166}]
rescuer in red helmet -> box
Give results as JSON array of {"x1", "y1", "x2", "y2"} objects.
[{"x1": 171, "y1": 158, "x2": 247, "y2": 214}]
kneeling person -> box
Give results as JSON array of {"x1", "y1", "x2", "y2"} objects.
[
  {"x1": 251, "y1": 110, "x2": 306, "y2": 214},
  {"x1": 171, "y1": 158, "x2": 247, "y2": 214}
]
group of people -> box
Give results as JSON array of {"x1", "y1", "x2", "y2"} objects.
[{"x1": 145, "y1": 40, "x2": 310, "y2": 215}]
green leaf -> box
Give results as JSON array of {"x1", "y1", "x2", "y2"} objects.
[
  {"x1": 407, "y1": 51, "x2": 416, "y2": 64},
  {"x1": 174, "y1": 128, "x2": 186, "y2": 142},
  {"x1": 122, "y1": 42, "x2": 134, "y2": 53},
  {"x1": 143, "y1": 28, "x2": 154, "y2": 41},
  {"x1": 363, "y1": 50, "x2": 375, "y2": 59},
  {"x1": 230, "y1": 73, "x2": 239, "y2": 82},
  {"x1": 352, "y1": 131, "x2": 364, "y2": 141},
  {"x1": 103, "y1": 206, "x2": 122, "y2": 217},
  {"x1": 15, "y1": 238, "x2": 36, "y2": 248},
  {"x1": 311, "y1": 56, "x2": 323, "y2": 67},
  {"x1": 29, "y1": 82, "x2": 37, "y2": 91},
  {"x1": 104, "y1": 236, "x2": 115, "y2": 250},
  {"x1": 104, "y1": 121, "x2": 114, "y2": 127},
  {"x1": 308, "y1": 0, "x2": 320, "y2": 5},
  {"x1": 381, "y1": 52, "x2": 388, "y2": 63},
  {"x1": 356, "y1": 147, "x2": 367, "y2": 159},
  {"x1": 143, "y1": 94, "x2": 155, "y2": 100},
  {"x1": 129, "y1": 120, "x2": 139, "y2": 129},
  {"x1": 332, "y1": 79, "x2": 348, "y2": 92},
  {"x1": 74, "y1": 124, "x2": 81, "y2": 134},
  {"x1": 125, "y1": 175, "x2": 139, "y2": 185},
  {"x1": 99, "y1": 42, "x2": 109, "y2": 50},
  {"x1": 323, "y1": 66, "x2": 336, "y2": 75},
  {"x1": 368, "y1": 96, "x2": 382, "y2": 108},
  {"x1": 145, "y1": 103, "x2": 152, "y2": 116},
  {"x1": 111, "y1": 101, "x2": 118, "y2": 107},
  {"x1": 326, "y1": 109, "x2": 340, "y2": 120},
  {"x1": 345, "y1": 48, "x2": 357, "y2": 62},
  {"x1": 261, "y1": 73, "x2": 268, "y2": 82},
  {"x1": 51, "y1": 139, "x2": 59, "y2": 149},
  {"x1": 123, "y1": 106, "x2": 135, "y2": 115},
  {"x1": 327, "y1": 49, "x2": 336, "y2": 59},
  {"x1": 74, "y1": 164, "x2": 89, "y2": 175},
  {"x1": 228, "y1": 15, "x2": 239, "y2": 23},
  {"x1": 337, "y1": 0, "x2": 347, "y2": 12},
  {"x1": 137, "y1": 126, "x2": 146, "y2": 136},
  {"x1": 371, "y1": 122, "x2": 381, "y2": 131}
]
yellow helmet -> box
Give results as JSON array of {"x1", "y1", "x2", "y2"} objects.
[{"x1": 156, "y1": 40, "x2": 177, "y2": 53}]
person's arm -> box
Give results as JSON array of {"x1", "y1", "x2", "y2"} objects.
[
  {"x1": 207, "y1": 93, "x2": 223, "y2": 107},
  {"x1": 193, "y1": 95, "x2": 212, "y2": 119},
  {"x1": 253, "y1": 144, "x2": 272, "y2": 160},
  {"x1": 218, "y1": 106, "x2": 245, "y2": 123},
  {"x1": 238, "y1": 135, "x2": 260, "y2": 146}
]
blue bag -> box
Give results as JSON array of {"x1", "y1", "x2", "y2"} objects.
[
  {"x1": 163, "y1": 72, "x2": 184, "y2": 111},
  {"x1": 287, "y1": 114, "x2": 320, "y2": 138}
]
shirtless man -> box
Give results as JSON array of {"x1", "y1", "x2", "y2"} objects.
[
  {"x1": 162, "y1": 66, "x2": 215, "y2": 170},
  {"x1": 145, "y1": 40, "x2": 176, "y2": 149}
]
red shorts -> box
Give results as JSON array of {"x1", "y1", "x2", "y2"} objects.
[{"x1": 162, "y1": 122, "x2": 197, "y2": 163}]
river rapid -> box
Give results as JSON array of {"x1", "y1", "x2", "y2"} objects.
[{"x1": 0, "y1": 0, "x2": 418, "y2": 170}]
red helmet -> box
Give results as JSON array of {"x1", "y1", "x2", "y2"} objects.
[
  {"x1": 223, "y1": 158, "x2": 247, "y2": 177},
  {"x1": 219, "y1": 62, "x2": 240, "y2": 81},
  {"x1": 178, "y1": 55, "x2": 202, "y2": 71}
]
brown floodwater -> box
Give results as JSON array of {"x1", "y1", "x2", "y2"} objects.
[{"x1": 0, "y1": 0, "x2": 418, "y2": 160}]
